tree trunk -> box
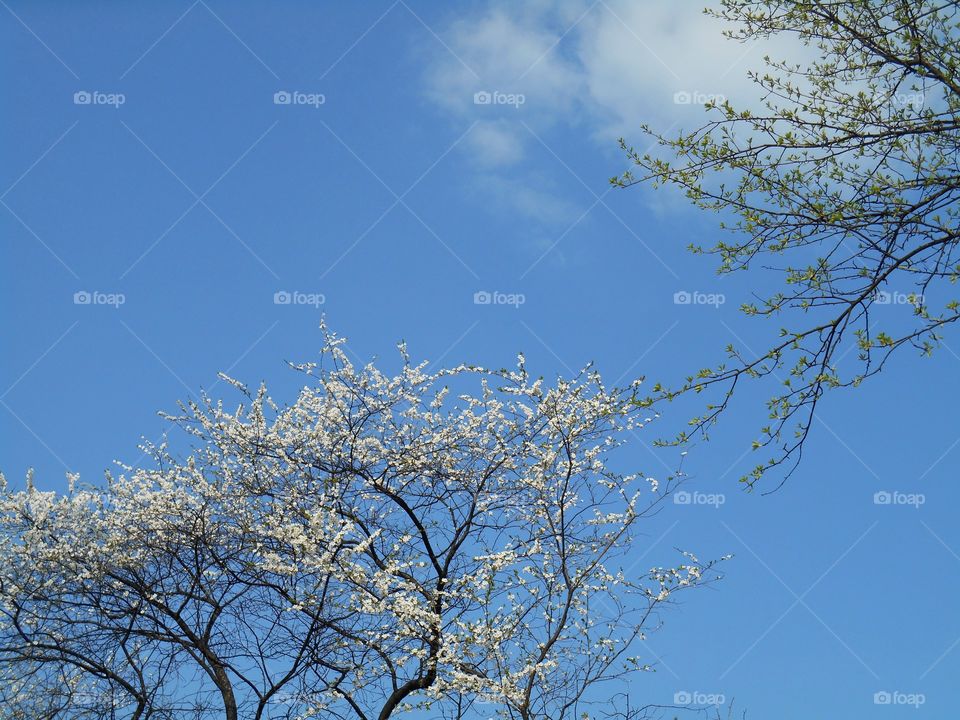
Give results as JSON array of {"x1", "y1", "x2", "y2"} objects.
[{"x1": 212, "y1": 663, "x2": 238, "y2": 720}]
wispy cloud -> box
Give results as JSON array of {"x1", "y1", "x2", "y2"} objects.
[
  {"x1": 420, "y1": 0, "x2": 803, "y2": 224},
  {"x1": 466, "y1": 120, "x2": 525, "y2": 167}
]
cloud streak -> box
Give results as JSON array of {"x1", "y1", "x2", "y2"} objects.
[{"x1": 421, "y1": 0, "x2": 804, "y2": 224}]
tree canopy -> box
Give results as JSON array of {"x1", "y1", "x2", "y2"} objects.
[
  {"x1": 617, "y1": 0, "x2": 960, "y2": 486},
  {"x1": 0, "y1": 328, "x2": 722, "y2": 720}
]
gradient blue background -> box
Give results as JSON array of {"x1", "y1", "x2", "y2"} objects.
[{"x1": 2, "y1": 2, "x2": 958, "y2": 717}]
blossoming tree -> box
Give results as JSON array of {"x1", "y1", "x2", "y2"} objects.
[{"x1": 0, "y1": 328, "x2": 723, "y2": 720}]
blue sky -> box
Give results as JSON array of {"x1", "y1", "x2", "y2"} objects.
[{"x1": 2, "y1": 1, "x2": 959, "y2": 717}]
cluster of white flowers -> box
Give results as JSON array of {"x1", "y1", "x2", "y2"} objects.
[{"x1": 0, "y1": 325, "x2": 724, "y2": 720}]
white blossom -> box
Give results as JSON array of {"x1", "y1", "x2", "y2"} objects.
[{"x1": 0, "y1": 327, "x2": 724, "y2": 720}]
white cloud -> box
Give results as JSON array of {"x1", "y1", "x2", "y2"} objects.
[
  {"x1": 575, "y1": 1, "x2": 763, "y2": 138},
  {"x1": 426, "y1": 1, "x2": 791, "y2": 134},
  {"x1": 422, "y1": 0, "x2": 805, "y2": 224},
  {"x1": 466, "y1": 120, "x2": 525, "y2": 167},
  {"x1": 466, "y1": 170, "x2": 583, "y2": 230},
  {"x1": 426, "y1": 3, "x2": 585, "y2": 121}
]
